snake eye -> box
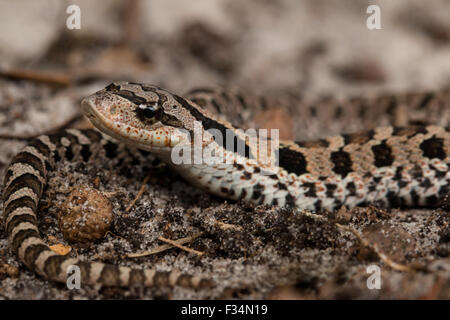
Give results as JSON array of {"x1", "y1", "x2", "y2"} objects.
[{"x1": 137, "y1": 103, "x2": 159, "y2": 119}]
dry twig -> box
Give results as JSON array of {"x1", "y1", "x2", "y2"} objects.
[
  {"x1": 216, "y1": 221, "x2": 243, "y2": 231},
  {"x1": 335, "y1": 223, "x2": 412, "y2": 272},
  {"x1": 127, "y1": 232, "x2": 205, "y2": 258},
  {"x1": 0, "y1": 68, "x2": 72, "y2": 87},
  {"x1": 125, "y1": 171, "x2": 152, "y2": 213},
  {"x1": 158, "y1": 235, "x2": 205, "y2": 256}
]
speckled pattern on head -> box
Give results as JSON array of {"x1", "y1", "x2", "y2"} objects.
[{"x1": 2, "y1": 81, "x2": 449, "y2": 288}]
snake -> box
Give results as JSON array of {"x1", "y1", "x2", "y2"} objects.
[{"x1": 2, "y1": 81, "x2": 449, "y2": 289}]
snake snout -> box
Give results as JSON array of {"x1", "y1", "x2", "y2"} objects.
[{"x1": 81, "y1": 91, "x2": 121, "y2": 121}]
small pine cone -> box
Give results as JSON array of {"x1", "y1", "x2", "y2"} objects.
[{"x1": 58, "y1": 186, "x2": 113, "y2": 243}]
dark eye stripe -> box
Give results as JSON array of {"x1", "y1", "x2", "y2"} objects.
[
  {"x1": 115, "y1": 90, "x2": 148, "y2": 105},
  {"x1": 105, "y1": 83, "x2": 121, "y2": 92}
]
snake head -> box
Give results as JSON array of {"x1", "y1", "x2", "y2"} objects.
[{"x1": 81, "y1": 82, "x2": 194, "y2": 152}]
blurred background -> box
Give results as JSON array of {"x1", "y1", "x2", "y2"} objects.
[{"x1": 1, "y1": 0, "x2": 450, "y2": 93}]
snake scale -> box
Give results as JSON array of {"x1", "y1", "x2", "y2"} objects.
[{"x1": 2, "y1": 82, "x2": 449, "y2": 288}]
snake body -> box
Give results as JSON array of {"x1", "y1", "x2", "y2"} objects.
[{"x1": 2, "y1": 82, "x2": 449, "y2": 288}]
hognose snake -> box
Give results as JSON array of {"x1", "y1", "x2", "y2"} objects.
[{"x1": 2, "y1": 82, "x2": 449, "y2": 288}]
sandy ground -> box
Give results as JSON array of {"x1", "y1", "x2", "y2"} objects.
[{"x1": 0, "y1": 0, "x2": 449, "y2": 299}]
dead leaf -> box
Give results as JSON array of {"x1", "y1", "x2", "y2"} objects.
[{"x1": 49, "y1": 243, "x2": 72, "y2": 255}]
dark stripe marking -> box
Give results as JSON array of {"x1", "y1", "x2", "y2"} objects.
[
  {"x1": 252, "y1": 183, "x2": 265, "y2": 200},
  {"x1": 278, "y1": 146, "x2": 308, "y2": 176},
  {"x1": 372, "y1": 141, "x2": 394, "y2": 167},
  {"x1": 6, "y1": 213, "x2": 37, "y2": 235},
  {"x1": 173, "y1": 94, "x2": 253, "y2": 158},
  {"x1": 24, "y1": 244, "x2": 49, "y2": 270},
  {"x1": 153, "y1": 271, "x2": 171, "y2": 286},
  {"x1": 285, "y1": 194, "x2": 296, "y2": 207},
  {"x1": 82, "y1": 129, "x2": 103, "y2": 143},
  {"x1": 116, "y1": 90, "x2": 148, "y2": 105},
  {"x1": 11, "y1": 228, "x2": 40, "y2": 255},
  {"x1": 104, "y1": 141, "x2": 119, "y2": 158},
  {"x1": 325, "y1": 183, "x2": 337, "y2": 197},
  {"x1": 304, "y1": 182, "x2": 316, "y2": 197},
  {"x1": 176, "y1": 274, "x2": 195, "y2": 287},
  {"x1": 4, "y1": 196, "x2": 37, "y2": 218},
  {"x1": 43, "y1": 255, "x2": 69, "y2": 280},
  {"x1": 420, "y1": 136, "x2": 445, "y2": 160},
  {"x1": 80, "y1": 145, "x2": 92, "y2": 162},
  {"x1": 330, "y1": 150, "x2": 353, "y2": 177},
  {"x1": 99, "y1": 264, "x2": 121, "y2": 286},
  {"x1": 28, "y1": 138, "x2": 51, "y2": 158},
  {"x1": 346, "y1": 182, "x2": 356, "y2": 196},
  {"x1": 4, "y1": 173, "x2": 42, "y2": 204},
  {"x1": 128, "y1": 269, "x2": 145, "y2": 286},
  {"x1": 65, "y1": 132, "x2": 84, "y2": 160},
  {"x1": 10, "y1": 151, "x2": 46, "y2": 179}
]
